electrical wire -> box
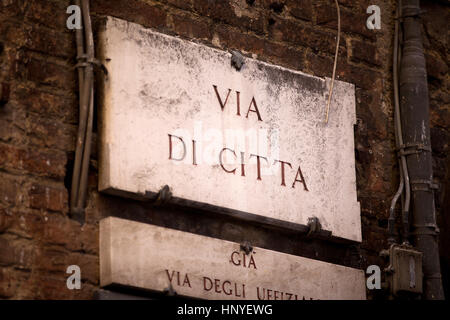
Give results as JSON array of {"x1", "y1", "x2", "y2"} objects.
[
  {"x1": 70, "y1": 0, "x2": 95, "y2": 223},
  {"x1": 389, "y1": 0, "x2": 411, "y2": 244},
  {"x1": 76, "y1": 0, "x2": 95, "y2": 212},
  {"x1": 325, "y1": 0, "x2": 340, "y2": 124},
  {"x1": 70, "y1": 0, "x2": 86, "y2": 219},
  {"x1": 388, "y1": 2, "x2": 403, "y2": 243}
]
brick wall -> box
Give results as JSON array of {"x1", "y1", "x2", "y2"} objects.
[{"x1": 0, "y1": 0, "x2": 448, "y2": 299}]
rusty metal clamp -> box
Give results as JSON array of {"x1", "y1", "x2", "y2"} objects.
[
  {"x1": 153, "y1": 185, "x2": 172, "y2": 205},
  {"x1": 410, "y1": 179, "x2": 439, "y2": 192},
  {"x1": 397, "y1": 143, "x2": 431, "y2": 157},
  {"x1": 306, "y1": 216, "x2": 322, "y2": 237},
  {"x1": 240, "y1": 241, "x2": 253, "y2": 255}
]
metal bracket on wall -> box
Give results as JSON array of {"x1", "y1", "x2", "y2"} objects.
[
  {"x1": 163, "y1": 283, "x2": 177, "y2": 297},
  {"x1": 397, "y1": 143, "x2": 431, "y2": 157},
  {"x1": 153, "y1": 185, "x2": 172, "y2": 206},
  {"x1": 306, "y1": 216, "x2": 322, "y2": 237},
  {"x1": 410, "y1": 179, "x2": 439, "y2": 192},
  {"x1": 231, "y1": 50, "x2": 245, "y2": 71},
  {"x1": 397, "y1": 7, "x2": 425, "y2": 20},
  {"x1": 240, "y1": 241, "x2": 253, "y2": 255},
  {"x1": 75, "y1": 54, "x2": 109, "y2": 77},
  {"x1": 411, "y1": 223, "x2": 440, "y2": 236}
]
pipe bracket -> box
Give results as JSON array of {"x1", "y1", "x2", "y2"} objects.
[
  {"x1": 153, "y1": 185, "x2": 172, "y2": 205},
  {"x1": 410, "y1": 179, "x2": 439, "y2": 192},
  {"x1": 411, "y1": 223, "x2": 439, "y2": 236},
  {"x1": 240, "y1": 241, "x2": 253, "y2": 255},
  {"x1": 306, "y1": 216, "x2": 322, "y2": 237},
  {"x1": 397, "y1": 143, "x2": 431, "y2": 157},
  {"x1": 75, "y1": 55, "x2": 109, "y2": 76},
  {"x1": 163, "y1": 283, "x2": 177, "y2": 296},
  {"x1": 231, "y1": 50, "x2": 245, "y2": 71}
]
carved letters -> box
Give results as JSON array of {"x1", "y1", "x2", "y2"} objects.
[
  {"x1": 164, "y1": 250, "x2": 314, "y2": 300},
  {"x1": 167, "y1": 85, "x2": 309, "y2": 191}
]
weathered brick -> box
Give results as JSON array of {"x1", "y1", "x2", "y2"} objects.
[
  {"x1": 360, "y1": 196, "x2": 391, "y2": 220},
  {"x1": 315, "y1": 4, "x2": 377, "y2": 40},
  {"x1": 41, "y1": 214, "x2": 75, "y2": 246},
  {"x1": 286, "y1": 0, "x2": 312, "y2": 21},
  {"x1": 171, "y1": 13, "x2": 212, "y2": 40},
  {"x1": 262, "y1": 41, "x2": 304, "y2": 71},
  {"x1": 421, "y1": 0, "x2": 448, "y2": 54},
  {"x1": 24, "y1": 0, "x2": 71, "y2": 30},
  {"x1": 0, "y1": 238, "x2": 15, "y2": 266},
  {"x1": 355, "y1": 88, "x2": 388, "y2": 140},
  {"x1": 0, "y1": 0, "x2": 28, "y2": 19},
  {"x1": 306, "y1": 52, "x2": 382, "y2": 90},
  {"x1": 0, "y1": 47, "x2": 18, "y2": 83},
  {"x1": 430, "y1": 127, "x2": 449, "y2": 157},
  {"x1": 0, "y1": 209, "x2": 13, "y2": 233},
  {"x1": 26, "y1": 115, "x2": 76, "y2": 151},
  {"x1": 24, "y1": 149, "x2": 67, "y2": 180},
  {"x1": 350, "y1": 39, "x2": 381, "y2": 66},
  {"x1": 39, "y1": 214, "x2": 98, "y2": 254},
  {"x1": 0, "y1": 143, "x2": 67, "y2": 179},
  {"x1": 6, "y1": 211, "x2": 40, "y2": 239},
  {"x1": 25, "y1": 26, "x2": 75, "y2": 59},
  {"x1": 91, "y1": 0, "x2": 168, "y2": 30},
  {"x1": 0, "y1": 118, "x2": 17, "y2": 143},
  {"x1": 15, "y1": 53, "x2": 76, "y2": 91},
  {"x1": 0, "y1": 268, "x2": 17, "y2": 298},
  {"x1": 13, "y1": 243, "x2": 35, "y2": 270},
  {"x1": 335, "y1": 0, "x2": 355, "y2": 8},
  {"x1": 361, "y1": 228, "x2": 388, "y2": 252},
  {"x1": 36, "y1": 269, "x2": 97, "y2": 299},
  {"x1": 74, "y1": 282, "x2": 96, "y2": 299},
  {"x1": 36, "y1": 250, "x2": 98, "y2": 288},
  {"x1": 158, "y1": 0, "x2": 193, "y2": 11},
  {"x1": 0, "y1": 237, "x2": 34, "y2": 269},
  {"x1": 37, "y1": 275, "x2": 74, "y2": 299},
  {"x1": 76, "y1": 223, "x2": 99, "y2": 255},
  {"x1": 69, "y1": 253, "x2": 99, "y2": 285},
  {"x1": 29, "y1": 183, "x2": 68, "y2": 213},
  {"x1": 37, "y1": 247, "x2": 68, "y2": 273},
  {"x1": 215, "y1": 24, "x2": 265, "y2": 55},
  {"x1": 269, "y1": 18, "x2": 346, "y2": 55},
  {"x1": 430, "y1": 106, "x2": 450, "y2": 135},
  {"x1": 193, "y1": 0, "x2": 264, "y2": 34},
  {"x1": 0, "y1": 173, "x2": 20, "y2": 205},
  {"x1": 425, "y1": 52, "x2": 448, "y2": 81},
  {"x1": 14, "y1": 87, "x2": 77, "y2": 124},
  {"x1": 0, "y1": 18, "x2": 29, "y2": 46}
]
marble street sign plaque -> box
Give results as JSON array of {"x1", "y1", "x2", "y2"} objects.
[
  {"x1": 100, "y1": 217, "x2": 366, "y2": 300},
  {"x1": 98, "y1": 17, "x2": 361, "y2": 241}
]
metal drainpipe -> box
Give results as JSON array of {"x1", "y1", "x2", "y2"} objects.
[{"x1": 399, "y1": 0, "x2": 444, "y2": 299}]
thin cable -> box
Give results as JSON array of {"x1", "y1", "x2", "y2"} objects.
[
  {"x1": 389, "y1": 0, "x2": 411, "y2": 244},
  {"x1": 75, "y1": 0, "x2": 95, "y2": 214},
  {"x1": 388, "y1": 2, "x2": 403, "y2": 243},
  {"x1": 325, "y1": 0, "x2": 340, "y2": 124},
  {"x1": 395, "y1": 0, "x2": 411, "y2": 244}
]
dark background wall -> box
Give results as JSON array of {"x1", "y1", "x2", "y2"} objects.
[{"x1": 0, "y1": 0, "x2": 448, "y2": 299}]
